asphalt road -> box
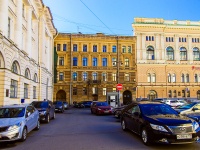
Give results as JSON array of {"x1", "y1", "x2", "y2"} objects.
[{"x1": 0, "y1": 107, "x2": 200, "y2": 150}]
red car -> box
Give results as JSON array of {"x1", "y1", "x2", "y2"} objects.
[{"x1": 91, "y1": 101, "x2": 112, "y2": 115}]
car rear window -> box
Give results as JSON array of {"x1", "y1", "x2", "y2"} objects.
[
  {"x1": 0, "y1": 107, "x2": 25, "y2": 118},
  {"x1": 32, "y1": 102, "x2": 48, "y2": 108},
  {"x1": 96, "y1": 102, "x2": 109, "y2": 106}
]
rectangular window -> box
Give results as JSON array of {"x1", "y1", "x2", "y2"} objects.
[
  {"x1": 63, "y1": 44, "x2": 67, "y2": 51},
  {"x1": 57, "y1": 44, "x2": 61, "y2": 51},
  {"x1": 112, "y1": 45, "x2": 117, "y2": 53},
  {"x1": 73, "y1": 57, "x2": 78, "y2": 66},
  {"x1": 59, "y1": 72, "x2": 64, "y2": 81},
  {"x1": 83, "y1": 44, "x2": 87, "y2": 52},
  {"x1": 8, "y1": 17, "x2": 11, "y2": 39},
  {"x1": 59, "y1": 57, "x2": 64, "y2": 66},
  {"x1": 92, "y1": 87, "x2": 98, "y2": 94},
  {"x1": 102, "y1": 58, "x2": 107, "y2": 66},
  {"x1": 124, "y1": 73, "x2": 130, "y2": 81},
  {"x1": 10, "y1": 79, "x2": 18, "y2": 98},
  {"x1": 103, "y1": 88, "x2": 106, "y2": 95},
  {"x1": 128, "y1": 46, "x2": 132, "y2": 53},
  {"x1": 103, "y1": 45, "x2": 107, "y2": 52},
  {"x1": 83, "y1": 72, "x2": 88, "y2": 81},
  {"x1": 93, "y1": 45, "x2": 97, "y2": 52},
  {"x1": 112, "y1": 58, "x2": 117, "y2": 66},
  {"x1": 124, "y1": 58, "x2": 129, "y2": 67},
  {"x1": 24, "y1": 83, "x2": 28, "y2": 98},
  {"x1": 73, "y1": 87, "x2": 77, "y2": 95},
  {"x1": 83, "y1": 87, "x2": 87, "y2": 95},
  {"x1": 102, "y1": 73, "x2": 107, "y2": 81},
  {"x1": 73, "y1": 44, "x2": 77, "y2": 52},
  {"x1": 93, "y1": 58, "x2": 98, "y2": 66},
  {"x1": 112, "y1": 73, "x2": 117, "y2": 81},
  {"x1": 122, "y1": 46, "x2": 126, "y2": 53},
  {"x1": 83, "y1": 57, "x2": 88, "y2": 66},
  {"x1": 33, "y1": 86, "x2": 36, "y2": 99},
  {"x1": 112, "y1": 88, "x2": 116, "y2": 92}
]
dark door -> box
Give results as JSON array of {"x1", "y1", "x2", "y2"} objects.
[{"x1": 123, "y1": 90, "x2": 132, "y2": 105}]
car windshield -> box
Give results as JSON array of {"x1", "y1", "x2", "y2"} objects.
[
  {"x1": 176, "y1": 103, "x2": 198, "y2": 109},
  {"x1": 0, "y1": 107, "x2": 25, "y2": 118},
  {"x1": 96, "y1": 102, "x2": 109, "y2": 106},
  {"x1": 32, "y1": 102, "x2": 48, "y2": 108},
  {"x1": 53, "y1": 101, "x2": 62, "y2": 105},
  {"x1": 140, "y1": 104, "x2": 178, "y2": 116}
]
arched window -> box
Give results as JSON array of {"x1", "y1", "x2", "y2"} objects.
[
  {"x1": 181, "y1": 74, "x2": 185, "y2": 82},
  {"x1": 180, "y1": 47, "x2": 187, "y2": 60},
  {"x1": 82, "y1": 72, "x2": 88, "y2": 81},
  {"x1": 82, "y1": 57, "x2": 88, "y2": 66},
  {"x1": 25, "y1": 68, "x2": 30, "y2": 79},
  {"x1": 186, "y1": 74, "x2": 189, "y2": 83},
  {"x1": 33, "y1": 73, "x2": 38, "y2": 82},
  {"x1": 195, "y1": 74, "x2": 198, "y2": 82},
  {"x1": 146, "y1": 46, "x2": 154, "y2": 60},
  {"x1": 73, "y1": 72, "x2": 77, "y2": 81},
  {"x1": 152, "y1": 74, "x2": 156, "y2": 82},
  {"x1": 168, "y1": 73, "x2": 171, "y2": 83},
  {"x1": 193, "y1": 47, "x2": 200, "y2": 61},
  {"x1": 147, "y1": 73, "x2": 151, "y2": 82},
  {"x1": 11, "y1": 61, "x2": 19, "y2": 74},
  {"x1": 166, "y1": 46, "x2": 174, "y2": 60},
  {"x1": 172, "y1": 74, "x2": 176, "y2": 82}
]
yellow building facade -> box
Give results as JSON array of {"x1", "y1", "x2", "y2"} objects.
[
  {"x1": 54, "y1": 33, "x2": 136, "y2": 104},
  {"x1": 132, "y1": 18, "x2": 200, "y2": 100}
]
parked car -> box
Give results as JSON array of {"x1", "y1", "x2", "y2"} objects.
[
  {"x1": 176, "y1": 99, "x2": 188, "y2": 106},
  {"x1": 112, "y1": 105, "x2": 127, "y2": 118},
  {"x1": 53, "y1": 101, "x2": 65, "y2": 113},
  {"x1": 182, "y1": 111, "x2": 200, "y2": 125},
  {"x1": 63, "y1": 102, "x2": 69, "y2": 109},
  {"x1": 31, "y1": 100, "x2": 55, "y2": 123},
  {"x1": 152, "y1": 98, "x2": 166, "y2": 103},
  {"x1": 120, "y1": 101, "x2": 200, "y2": 145},
  {"x1": 174, "y1": 102, "x2": 200, "y2": 114},
  {"x1": 75, "y1": 101, "x2": 92, "y2": 108},
  {"x1": 91, "y1": 101, "x2": 112, "y2": 115},
  {"x1": 0, "y1": 104, "x2": 40, "y2": 142},
  {"x1": 164, "y1": 100, "x2": 180, "y2": 108}
]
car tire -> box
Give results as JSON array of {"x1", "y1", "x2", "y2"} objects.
[
  {"x1": 45, "y1": 114, "x2": 50, "y2": 123},
  {"x1": 20, "y1": 127, "x2": 27, "y2": 142},
  {"x1": 52, "y1": 112, "x2": 56, "y2": 119},
  {"x1": 34, "y1": 120, "x2": 40, "y2": 130},
  {"x1": 121, "y1": 119, "x2": 127, "y2": 131},
  {"x1": 141, "y1": 128, "x2": 151, "y2": 145}
]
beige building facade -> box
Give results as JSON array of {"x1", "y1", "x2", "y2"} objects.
[
  {"x1": 0, "y1": 0, "x2": 57, "y2": 105},
  {"x1": 132, "y1": 18, "x2": 200, "y2": 100},
  {"x1": 54, "y1": 33, "x2": 136, "y2": 105}
]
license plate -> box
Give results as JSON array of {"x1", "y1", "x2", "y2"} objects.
[
  {"x1": 104, "y1": 111, "x2": 109, "y2": 113},
  {"x1": 177, "y1": 134, "x2": 192, "y2": 139}
]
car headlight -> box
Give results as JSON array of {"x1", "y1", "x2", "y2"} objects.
[
  {"x1": 59, "y1": 106, "x2": 62, "y2": 108},
  {"x1": 98, "y1": 108, "x2": 101, "y2": 110},
  {"x1": 40, "y1": 111, "x2": 46, "y2": 115},
  {"x1": 7, "y1": 122, "x2": 22, "y2": 131},
  {"x1": 150, "y1": 123, "x2": 168, "y2": 132},
  {"x1": 193, "y1": 121, "x2": 199, "y2": 131}
]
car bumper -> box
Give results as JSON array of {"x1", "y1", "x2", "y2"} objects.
[
  {"x1": 39, "y1": 114, "x2": 47, "y2": 121},
  {"x1": 0, "y1": 128, "x2": 22, "y2": 142},
  {"x1": 55, "y1": 108, "x2": 63, "y2": 112},
  {"x1": 149, "y1": 130, "x2": 199, "y2": 144},
  {"x1": 98, "y1": 110, "x2": 112, "y2": 115}
]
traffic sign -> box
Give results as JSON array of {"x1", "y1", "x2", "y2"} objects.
[{"x1": 116, "y1": 83, "x2": 123, "y2": 90}]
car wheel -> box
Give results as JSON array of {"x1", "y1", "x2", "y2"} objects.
[
  {"x1": 141, "y1": 128, "x2": 150, "y2": 145},
  {"x1": 52, "y1": 112, "x2": 56, "y2": 119},
  {"x1": 45, "y1": 114, "x2": 50, "y2": 123},
  {"x1": 20, "y1": 127, "x2": 27, "y2": 142},
  {"x1": 121, "y1": 119, "x2": 127, "y2": 131},
  {"x1": 34, "y1": 120, "x2": 40, "y2": 130}
]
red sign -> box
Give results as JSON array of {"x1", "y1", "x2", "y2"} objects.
[{"x1": 116, "y1": 83, "x2": 123, "y2": 90}]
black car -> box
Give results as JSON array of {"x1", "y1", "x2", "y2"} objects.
[
  {"x1": 53, "y1": 101, "x2": 65, "y2": 113},
  {"x1": 120, "y1": 101, "x2": 200, "y2": 145},
  {"x1": 112, "y1": 105, "x2": 127, "y2": 118},
  {"x1": 74, "y1": 101, "x2": 92, "y2": 108},
  {"x1": 31, "y1": 100, "x2": 55, "y2": 123}
]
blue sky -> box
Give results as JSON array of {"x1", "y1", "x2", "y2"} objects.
[{"x1": 43, "y1": 0, "x2": 200, "y2": 36}]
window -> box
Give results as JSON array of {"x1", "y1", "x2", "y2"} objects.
[
  {"x1": 102, "y1": 73, "x2": 107, "y2": 81},
  {"x1": 57, "y1": 44, "x2": 61, "y2": 51},
  {"x1": 33, "y1": 74, "x2": 38, "y2": 82},
  {"x1": 152, "y1": 74, "x2": 156, "y2": 82},
  {"x1": 124, "y1": 58, "x2": 129, "y2": 67},
  {"x1": 83, "y1": 72, "x2": 88, "y2": 81},
  {"x1": 112, "y1": 73, "x2": 117, "y2": 81},
  {"x1": 11, "y1": 61, "x2": 18, "y2": 74},
  {"x1": 112, "y1": 45, "x2": 117, "y2": 53},
  {"x1": 147, "y1": 73, "x2": 156, "y2": 83},
  {"x1": 93, "y1": 58, "x2": 98, "y2": 66},
  {"x1": 59, "y1": 72, "x2": 64, "y2": 81},
  {"x1": 92, "y1": 72, "x2": 97, "y2": 80},
  {"x1": 186, "y1": 74, "x2": 189, "y2": 83},
  {"x1": 168, "y1": 90, "x2": 172, "y2": 98},
  {"x1": 73, "y1": 72, "x2": 77, "y2": 81},
  {"x1": 83, "y1": 44, "x2": 87, "y2": 52},
  {"x1": 73, "y1": 44, "x2": 77, "y2": 52},
  {"x1": 181, "y1": 74, "x2": 185, "y2": 82},
  {"x1": 103, "y1": 88, "x2": 106, "y2": 95},
  {"x1": 122, "y1": 46, "x2": 126, "y2": 53},
  {"x1": 146, "y1": 46, "x2": 154, "y2": 60},
  {"x1": 146, "y1": 36, "x2": 154, "y2": 41},
  {"x1": 102, "y1": 58, "x2": 107, "y2": 66},
  {"x1": 168, "y1": 74, "x2": 171, "y2": 83},
  {"x1": 193, "y1": 47, "x2": 200, "y2": 61},
  {"x1": 124, "y1": 73, "x2": 130, "y2": 81},
  {"x1": 73, "y1": 87, "x2": 77, "y2": 95},
  {"x1": 63, "y1": 44, "x2": 67, "y2": 51},
  {"x1": 24, "y1": 83, "x2": 28, "y2": 98},
  {"x1": 172, "y1": 74, "x2": 176, "y2": 82},
  {"x1": 113, "y1": 88, "x2": 116, "y2": 92},
  {"x1": 182, "y1": 90, "x2": 185, "y2": 97},
  {"x1": 173, "y1": 90, "x2": 177, "y2": 98},
  {"x1": 102, "y1": 45, "x2": 107, "y2": 52},
  {"x1": 112, "y1": 58, "x2": 117, "y2": 66},
  {"x1": 166, "y1": 46, "x2": 174, "y2": 60},
  {"x1": 83, "y1": 57, "x2": 88, "y2": 66},
  {"x1": 59, "y1": 57, "x2": 64, "y2": 66},
  {"x1": 83, "y1": 87, "x2": 87, "y2": 95},
  {"x1": 8, "y1": 17, "x2": 11, "y2": 39},
  {"x1": 25, "y1": 68, "x2": 30, "y2": 79},
  {"x1": 180, "y1": 47, "x2": 187, "y2": 60},
  {"x1": 128, "y1": 46, "x2": 132, "y2": 53},
  {"x1": 73, "y1": 57, "x2": 78, "y2": 66},
  {"x1": 33, "y1": 86, "x2": 36, "y2": 99},
  {"x1": 10, "y1": 79, "x2": 18, "y2": 98},
  {"x1": 92, "y1": 87, "x2": 98, "y2": 94},
  {"x1": 93, "y1": 45, "x2": 97, "y2": 52},
  {"x1": 195, "y1": 74, "x2": 198, "y2": 82},
  {"x1": 147, "y1": 73, "x2": 151, "y2": 82}
]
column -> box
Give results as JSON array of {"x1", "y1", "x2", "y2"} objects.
[
  {"x1": 0, "y1": 0, "x2": 8, "y2": 36},
  {"x1": 26, "y1": 6, "x2": 32, "y2": 56},
  {"x1": 187, "y1": 35, "x2": 192, "y2": 63},
  {"x1": 175, "y1": 34, "x2": 180, "y2": 63},
  {"x1": 15, "y1": 0, "x2": 22, "y2": 49}
]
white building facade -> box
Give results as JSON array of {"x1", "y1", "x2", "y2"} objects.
[{"x1": 0, "y1": 0, "x2": 57, "y2": 105}]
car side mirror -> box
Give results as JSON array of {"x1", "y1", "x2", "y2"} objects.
[{"x1": 192, "y1": 108, "x2": 198, "y2": 111}]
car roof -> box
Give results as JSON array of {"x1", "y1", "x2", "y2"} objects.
[
  {"x1": 132, "y1": 101, "x2": 164, "y2": 105},
  {"x1": 0, "y1": 104, "x2": 29, "y2": 108}
]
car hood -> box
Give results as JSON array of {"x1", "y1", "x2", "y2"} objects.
[
  {"x1": 36, "y1": 108, "x2": 47, "y2": 111},
  {"x1": 144, "y1": 114, "x2": 193, "y2": 126},
  {"x1": 0, "y1": 117, "x2": 24, "y2": 127},
  {"x1": 174, "y1": 108, "x2": 188, "y2": 113},
  {"x1": 98, "y1": 106, "x2": 111, "y2": 109}
]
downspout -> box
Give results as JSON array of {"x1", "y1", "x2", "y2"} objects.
[{"x1": 70, "y1": 34, "x2": 72, "y2": 105}]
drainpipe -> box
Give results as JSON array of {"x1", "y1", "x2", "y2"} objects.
[{"x1": 70, "y1": 34, "x2": 72, "y2": 105}]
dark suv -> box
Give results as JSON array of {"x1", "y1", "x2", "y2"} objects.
[
  {"x1": 53, "y1": 101, "x2": 65, "y2": 113},
  {"x1": 31, "y1": 100, "x2": 55, "y2": 123}
]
